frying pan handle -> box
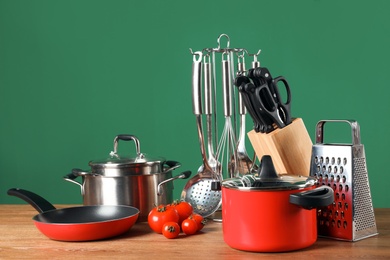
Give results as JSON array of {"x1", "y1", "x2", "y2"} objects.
[
  {"x1": 289, "y1": 186, "x2": 334, "y2": 210},
  {"x1": 7, "y1": 188, "x2": 56, "y2": 213}
]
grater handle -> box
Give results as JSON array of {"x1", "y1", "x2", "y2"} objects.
[{"x1": 315, "y1": 119, "x2": 360, "y2": 145}]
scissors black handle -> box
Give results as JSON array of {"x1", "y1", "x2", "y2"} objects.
[
  {"x1": 254, "y1": 83, "x2": 287, "y2": 129},
  {"x1": 272, "y1": 76, "x2": 292, "y2": 125},
  {"x1": 253, "y1": 67, "x2": 292, "y2": 126}
]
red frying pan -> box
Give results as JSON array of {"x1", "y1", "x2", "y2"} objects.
[{"x1": 7, "y1": 188, "x2": 139, "y2": 241}]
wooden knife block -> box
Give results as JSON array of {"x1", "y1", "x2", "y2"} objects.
[{"x1": 247, "y1": 118, "x2": 312, "y2": 176}]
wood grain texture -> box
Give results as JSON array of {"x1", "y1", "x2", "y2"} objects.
[
  {"x1": 0, "y1": 205, "x2": 389, "y2": 259},
  {"x1": 248, "y1": 118, "x2": 313, "y2": 176}
]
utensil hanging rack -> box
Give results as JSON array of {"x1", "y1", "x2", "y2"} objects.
[{"x1": 190, "y1": 34, "x2": 260, "y2": 180}]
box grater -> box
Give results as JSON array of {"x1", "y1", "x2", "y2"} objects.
[{"x1": 309, "y1": 119, "x2": 378, "y2": 241}]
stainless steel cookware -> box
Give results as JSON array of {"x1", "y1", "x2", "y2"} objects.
[
  {"x1": 310, "y1": 119, "x2": 377, "y2": 241},
  {"x1": 181, "y1": 51, "x2": 222, "y2": 218},
  {"x1": 64, "y1": 134, "x2": 190, "y2": 222}
]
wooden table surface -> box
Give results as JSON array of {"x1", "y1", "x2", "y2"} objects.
[{"x1": 0, "y1": 205, "x2": 389, "y2": 259}]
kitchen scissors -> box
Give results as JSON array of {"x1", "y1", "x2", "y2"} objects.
[
  {"x1": 254, "y1": 80, "x2": 290, "y2": 129},
  {"x1": 250, "y1": 67, "x2": 292, "y2": 128}
]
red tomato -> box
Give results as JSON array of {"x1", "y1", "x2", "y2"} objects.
[
  {"x1": 181, "y1": 218, "x2": 198, "y2": 235},
  {"x1": 190, "y1": 213, "x2": 206, "y2": 231},
  {"x1": 169, "y1": 200, "x2": 193, "y2": 225},
  {"x1": 148, "y1": 205, "x2": 179, "y2": 233},
  {"x1": 162, "y1": 222, "x2": 180, "y2": 239}
]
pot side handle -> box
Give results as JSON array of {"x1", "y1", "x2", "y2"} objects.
[
  {"x1": 162, "y1": 160, "x2": 182, "y2": 174},
  {"x1": 63, "y1": 168, "x2": 88, "y2": 195},
  {"x1": 289, "y1": 186, "x2": 334, "y2": 210},
  {"x1": 157, "y1": 170, "x2": 191, "y2": 196}
]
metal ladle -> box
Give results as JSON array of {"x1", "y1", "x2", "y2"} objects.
[
  {"x1": 204, "y1": 53, "x2": 221, "y2": 174},
  {"x1": 231, "y1": 52, "x2": 258, "y2": 174}
]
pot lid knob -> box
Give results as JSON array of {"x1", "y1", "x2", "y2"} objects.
[{"x1": 258, "y1": 155, "x2": 278, "y2": 179}]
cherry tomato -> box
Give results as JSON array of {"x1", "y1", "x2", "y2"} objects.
[
  {"x1": 162, "y1": 222, "x2": 180, "y2": 239},
  {"x1": 169, "y1": 200, "x2": 193, "y2": 225},
  {"x1": 190, "y1": 213, "x2": 206, "y2": 231},
  {"x1": 148, "y1": 205, "x2": 179, "y2": 233},
  {"x1": 181, "y1": 218, "x2": 198, "y2": 235}
]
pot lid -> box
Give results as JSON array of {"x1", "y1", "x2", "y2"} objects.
[
  {"x1": 88, "y1": 134, "x2": 166, "y2": 173},
  {"x1": 89, "y1": 152, "x2": 165, "y2": 168},
  {"x1": 222, "y1": 155, "x2": 317, "y2": 190}
]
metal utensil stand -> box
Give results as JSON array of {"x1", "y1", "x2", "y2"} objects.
[{"x1": 190, "y1": 34, "x2": 260, "y2": 181}]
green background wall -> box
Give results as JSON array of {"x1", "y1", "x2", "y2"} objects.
[{"x1": 1, "y1": 0, "x2": 389, "y2": 207}]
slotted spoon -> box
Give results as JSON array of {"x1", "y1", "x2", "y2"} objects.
[{"x1": 181, "y1": 51, "x2": 222, "y2": 218}]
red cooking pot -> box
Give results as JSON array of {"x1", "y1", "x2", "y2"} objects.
[
  {"x1": 221, "y1": 156, "x2": 334, "y2": 252},
  {"x1": 7, "y1": 188, "x2": 139, "y2": 241}
]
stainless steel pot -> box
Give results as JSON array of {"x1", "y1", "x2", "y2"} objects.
[{"x1": 64, "y1": 134, "x2": 190, "y2": 222}]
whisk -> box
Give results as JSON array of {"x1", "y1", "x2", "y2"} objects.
[{"x1": 216, "y1": 51, "x2": 238, "y2": 179}]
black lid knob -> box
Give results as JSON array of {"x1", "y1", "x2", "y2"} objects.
[{"x1": 258, "y1": 155, "x2": 278, "y2": 179}]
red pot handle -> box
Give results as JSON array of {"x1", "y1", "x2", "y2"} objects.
[{"x1": 289, "y1": 186, "x2": 334, "y2": 210}]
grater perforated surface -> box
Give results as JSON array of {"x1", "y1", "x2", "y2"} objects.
[
  {"x1": 353, "y1": 157, "x2": 376, "y2": 232},
  {"x1": 310, "y1": 144, "x2": 377, "y2": 241},
  {"x1": 311, "y1": 145, "x2": 354, "y2": 240}
]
